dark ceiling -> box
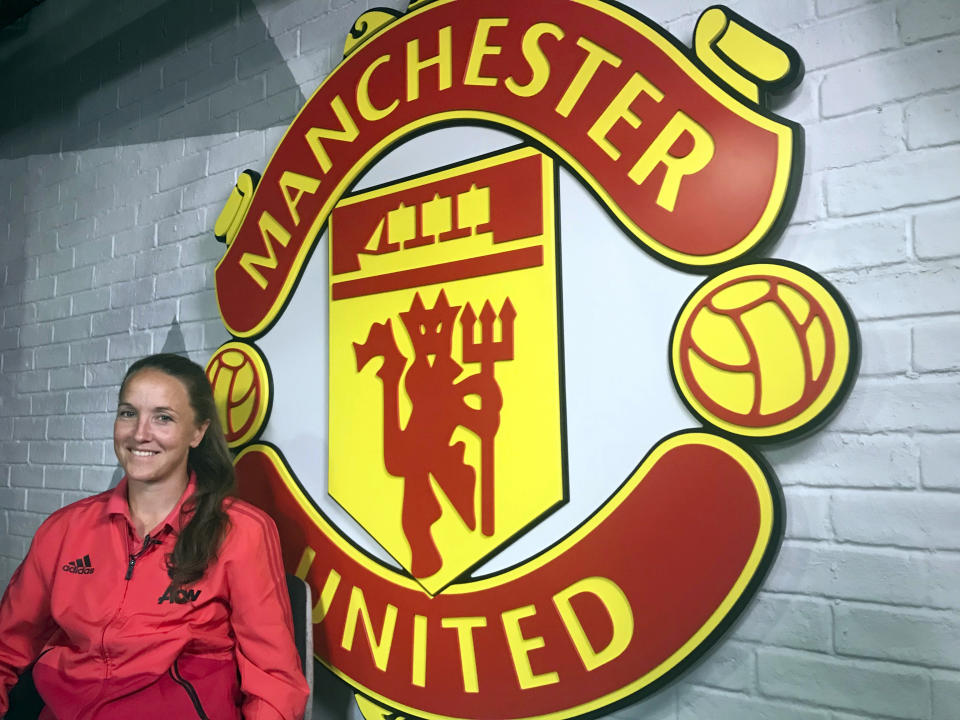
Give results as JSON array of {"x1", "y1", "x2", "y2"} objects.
[{"x1": 0, "y1": 0, "x2": 43, "y2": 31}]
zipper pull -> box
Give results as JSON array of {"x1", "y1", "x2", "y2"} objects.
[
  {"x1": 125, "y1": 555, "x2": 136, "y2": 581},
  {"x1": 125, "y1": 533, "x2": 155, "y2": 581}
]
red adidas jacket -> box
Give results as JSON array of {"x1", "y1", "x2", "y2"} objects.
[{"x1": 0, "y1": 476, "x2": 309, "y2": 720}]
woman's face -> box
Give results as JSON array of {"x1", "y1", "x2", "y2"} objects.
[{"x1": 114, "y1": 369, "x2": 209, "y2": 487}]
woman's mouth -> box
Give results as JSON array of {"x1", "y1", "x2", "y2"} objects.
[{"x1": 131, "y1": 450, "x2": 159, "y2": 457}]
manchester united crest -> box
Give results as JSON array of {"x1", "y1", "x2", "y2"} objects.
[{"x1": 207, "y1": 2, "x2": 858, "y2": 720}]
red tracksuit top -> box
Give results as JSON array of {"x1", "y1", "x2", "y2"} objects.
[{"x1": 0, "y1": 476, "x2": 309, "y2": 720}]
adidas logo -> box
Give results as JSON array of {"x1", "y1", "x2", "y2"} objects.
[{"x1": 62, "y1": 555, "x2": 95, "y2": 575}]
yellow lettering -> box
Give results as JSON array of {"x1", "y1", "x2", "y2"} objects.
[
  {"x1": 441, "y1": 616, "x2": 486, "y2": 693},
  {"x1": 501, "y1": 605, "x2": 559, "y2": 690},
  {"x1": 588, "y1": 72, "x2": 664, "y2": 161},
  {"x1": 406, "y1": 27, "x2": 452, "y2": 101},
  {"x1": 313, "y1": 567, "x2": 342, "y2": 624},
  {"x1": 239, "y1": 211, "x2": 291, "y2": 290},
  {"x1": 357, "y1": 55, "x2": 399, "y2": 122},
  {"x1": 555, "y1": 37, "x2": 621, "y2": 118},
  {"x1": 465, "y1": 18, "x2": 509, "y2": 87},
  {"x1": 553, "y1": 576, "x2": 633, "y2": 671},
  {"x1": 278, "y1": 171, "x2": 321, "y2": 227},
  {"x1": 341, "y1": 586, "x2": 398, "y2": 672},
  {"x1": 304, "y1": 95, "x2": 359, "y2": 174},
  {"x1": 412, "y1": 614, "x2": 427, "y2": 688},
  {"x1": 628, "y1": 110, "x2": 715, "y2": 212},
  {"x1": 506, "y1": 22, "x2": 564, "y2": 98}
]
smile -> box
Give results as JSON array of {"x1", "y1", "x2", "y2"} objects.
[{"x1": 131, "y1": 450, "x2": 159, "y2": 457}]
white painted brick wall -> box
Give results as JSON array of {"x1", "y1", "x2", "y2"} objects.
[{"x1": 1, "y1": 0, "x2": 959, "y2": 718}]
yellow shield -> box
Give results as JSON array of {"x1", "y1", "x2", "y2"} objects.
[{"x1": 328, "y1": 146, "x2": 565, "y2": 595}]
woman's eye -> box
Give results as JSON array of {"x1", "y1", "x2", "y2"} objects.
[
  {"x1": 156, "y1": 415, "x2": 173, "y2": 423},
  {"x1": 117, "y1": 409, "x2": 135, "y2": 418}
]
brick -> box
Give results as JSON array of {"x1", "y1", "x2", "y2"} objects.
[
  {"x1": 832, "y1": 490, "x2": 960, "y2": 549},
  {"x1": 43, "y1": 467, "x2": 83, "y2": 491},
  {"x1": 29, "y1": 441, "x2": 64, "y2": 464},
  {"x1": 832, "y1": 377, "x2": 960, "y2": 432},
  {"x1": 74, "y1": 237, "x2": 114, "y2": 267},
  {"x1": 906, "y1": 89, "x2": 960, "y2": 149},
  {"x1": 266, "y1": 0, "x2": 329, "y2": 37},
  {"x1": 211, "y1": 75, "x2": 266, "y2": 119},
  {"x1": 678, "y1": 686, "x2": 827, "y2": 720},
  {"x1": 804, "y1": 107, "x2": 903, "y2": 171},
  {"x1": 914, "y1": 316, "x2": 960, "y2": 372},
  {"x1": 758, "y1": 648, "x2": 928, "y2": 718},
  {"x1": 179, "y1": 234, "x2": 225, "y2": 266},
  {"x1": 920, "y1": 435, "x2": 960, "y2": 490},
  {"x1": 765, "y1": 542, "x2": 927, "y2": 605},
  {"x1": 898, "y1": 0, "x2": 960, "y2": 43},
  {"x1": 0, "y1": 327, "x2": 18, "y2": 351},
  {"x1": 777, "y1": 216, "x2": 908, "y2": 272},
  {"x1": 67, "y1": 388, "x2": 111, "y2": 414},
  {"x1": 933, "y1": 672, "x2": 960, "y2": 720},
  {"x1": 99, "y1": 104, "x2": 144, "y2": 144},
  {"x1": 49, "y1": 366, "x2": 86, "y2": 391},
  {"x1": 158, "y1": 209, "x2": 207, "y2": 245},
  {"x1": 200, "y1": 320, "x2": 228, "y2": 349},
  {"x1": 138, "y1": 187, "x2": 183, "y2": 225},
  {"x1": 822, "y1": 36, "x2": 960, "y2": 117},
  {"x1": 159, "y1": 152, "x2": 207, "y2": 192},
  {"x1": 684, "y1": 641, "x2": 754, "y2": 691},
  {"x1": 134, "y1": 244, "x2": 180, "y2": 278},
  {"x1": 64, "y1": 441, "x2": 104, "y2": 465},
  {"x1": 108, "y1": 332, "x2": 154, "y2": 360},
  {"x1": 179, "y1": 290, "x2": 219, "y2": 322},
  {"x1": 55, "y1": 266, "x2": 94, "y2": 296},
  {"x1": 208, "y1": 132, "x2": 264, "y2": 175},
  {"x1": 766, "y1": 432, "x2": 918, "y2": 488},
  {"x1": 115, "y1": 226, "x2": 157, "y2": 256},
  {"x1": 136, "y1": 139, "x2": 186, "y2": 171},
  {"x1": 36, "y1": 297, "x2": 71, "y2": 322},
  {"x1": 35, "y1": 343, "x2": 70, "y2": 370},
  {"x1": 159, "y1": 99, "x2": 212, "y2": 140},
  {"x1": 57, "y1": 217, "x2": 96, "y2": 248},
  {"x1": 827, "y1": 146, "x2": 960, "y2": 216},
  {"x1": 22, "y1": 276, "x2": 55, "y2": 302},
  {"x1": 783, "y1": 487, "x2": 831, "y2": 541},
  {"x1": 15, "y1": 371, "x2": 48, "y2": 393},
  {"x1": 31, "y1": 391, "x2": 68, "y2": 415},
  {"x1": 10, "y1": 465, "x2": 43, "y2": 489},
  {"x1": 118, "y1": 64, "x2": 163, "y2": 107},
  {"x1": 72, "y1": 287, "x2": 111, "y2": 315},
  {"x1": 75, "y1": 186, "x2": 115, "y2": 221},
  {"x1": 83, "y1": 412, "x2": 116, "y2": 440},
  {"x1": 606, "y1": 686, "x2": 675, "y2": 720},
  {"x1": 163, "y1": 45, "x2": 213, "y2": 88},
  {"x1": 37, "y1": 249, "x2": 75, "y2": 277},
  {"x1": 8, "y1": 511, "x2": 45, "y2": 538},
  {"x1": 837, "y1": 603, "x2": 960, "y2": 669},
  {"x1": 1, "y1": 349, "x2": 34, "y2": 374},
  {"x1": 110, "y1": 278, "x2": 155, "y2": 309},
  {"x1": 115, "y1": 169, "x2": 160, "y2": 207},
  {"x1": 133, "y1": 299, "x2": 179, "y2": 329},
  {"x1": 14, "y1": 417, "x2": 46, "y2": 441},
  {"x1": 52, "y1": 315, "x2": 90, "y2": 343},
  {"x1": 186, "y1": 62, "x2": 237, "y2": 103},
  {"x1": 833, "y1": 265, "x2": 960, "y2": 320},
  {"x1": 211, "y1": 15, "x2": 268, "y2": 65},
  {"x1": 84, "y1": 361, "x2": 129, "y2": 389},
  {"x1": 96, "y1": 205, "x2": 137, "y2": 236},
  {"x1": 914, "y1": 203, "x2": 960, "y2": 260},
  {"x1": 731, "y1": 593, "x2": 832, "y2": 652},
  {"x1": 928, "y1": 553, "x2": 960, "y2": 610},
  {"x1": 82, "y1": 466, "x2": 119, "y2": 493},
  {"x1": 239, "y1": 87, "x2": 298, "y2": 129},
  {"x1": 70, "y1": 337, "x2": 109, "y2": 364},
  {"x1": 26, "y1": 488, "x2": 63, "y2": 514},
  {"x1": 91, "y1": 308, "x2": 133, "y2": 337},
  {"x1": 156, "y1": 264, "x2": 209, "y2": 298}
]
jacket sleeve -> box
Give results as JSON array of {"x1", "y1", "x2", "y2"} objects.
[
  {"x1": 225, "y1": 505, "x2": 310, "y2": 720},
  {"x1": 0, "y1": 522, "x2": 58, "y2": 717}
]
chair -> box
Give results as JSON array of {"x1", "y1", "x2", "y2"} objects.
[{"x1": 286, "y1": 573, "x2": 314, "y2": 720}]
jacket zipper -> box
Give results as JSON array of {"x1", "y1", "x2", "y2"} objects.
[
  {"x1": 170, "y1": 659, "x2": 210, "y2": 719},
  {"x1": 125, "y1": 533, "x2": 158, "y2": 580}
]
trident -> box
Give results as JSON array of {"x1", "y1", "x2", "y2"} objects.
[{"x1": 461, "y1": 298, "x2": 516, "y2": 536}]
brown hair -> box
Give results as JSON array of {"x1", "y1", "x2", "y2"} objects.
[{"x1": 120, "y1": 353, "x2": 235, "y2": 588}]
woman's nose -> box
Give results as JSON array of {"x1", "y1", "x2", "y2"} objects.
[{"x1": 134, "y1": 417, "x2": 151, "y2": 441}]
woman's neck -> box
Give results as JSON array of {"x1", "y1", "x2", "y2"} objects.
[{"x1": 127, "y1": 472, "x2": 189, "y2": 539}]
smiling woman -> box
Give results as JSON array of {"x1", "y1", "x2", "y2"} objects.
[{"x1": 0, "y1": 354, "x2": 310, "y2": 720}]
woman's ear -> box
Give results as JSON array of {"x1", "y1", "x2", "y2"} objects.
[{"x1": 191, "y1": 419, "x2": 211, "y2": 448}]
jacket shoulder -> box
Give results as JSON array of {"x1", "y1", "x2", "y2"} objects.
[
  {"x1": 39, "y1": 489, "x2": 112, "y2": 533},
  {"x1": 222, "y1": 497, "x2": 282, "y2": 547}
]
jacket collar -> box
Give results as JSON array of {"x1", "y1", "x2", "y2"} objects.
[{"x1": 107, "y1": 471, "x2": 198, "y2": 535}]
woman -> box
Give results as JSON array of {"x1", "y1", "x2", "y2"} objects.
[{"x1": 0, "y1": 354, "x2": 309, "y2": 719}]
